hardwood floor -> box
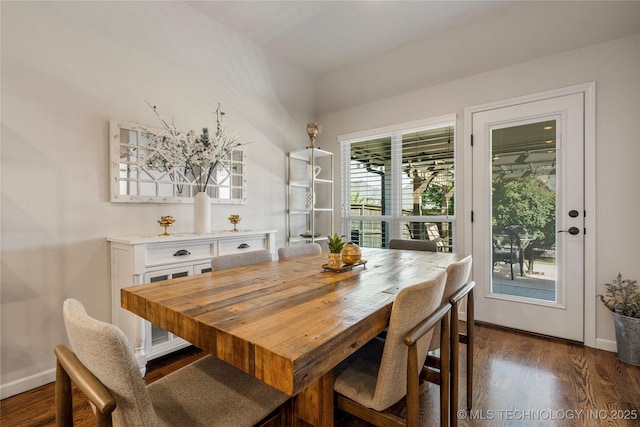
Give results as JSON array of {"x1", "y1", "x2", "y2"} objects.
[{"x1": 2, "y1": 324, "x2": 639, "y2": 426}]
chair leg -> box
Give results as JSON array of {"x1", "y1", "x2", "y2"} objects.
[
  {"x1": 450, "y1": 302, "x2": 460, "y2": 427},
  {"x1": 55, "y1": 360, "x2": 73, "y2": 427},
  {"x1": 440, "y1": 314, "x2": 450, "y2": 427},
  {"x1": 407, "y1": 343, "x2": 420, "y2": 427},
  {"x1": 466, "y1": 289, "x2": 474, "y2": 411}
]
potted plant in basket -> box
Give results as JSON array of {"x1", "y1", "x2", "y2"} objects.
[
  {"x1": 327, "y1": 234, "x2": 345, "y2": 269},
  {"x1": 598, "y1": 273, "x2": 640, "y2": 366}
]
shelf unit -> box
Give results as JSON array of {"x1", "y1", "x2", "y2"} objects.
[{"x1": 286, "y1": 148, "x2": 334, "y2": 246}]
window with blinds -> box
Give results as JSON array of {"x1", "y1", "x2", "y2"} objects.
[{"x1": 340, "y1": 116, "x2": 456, "y2": 251}]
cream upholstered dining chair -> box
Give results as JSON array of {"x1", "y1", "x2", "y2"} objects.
[
  {"x1": 424, "y1": 256, "x2": 474, "y2": 427},
  {"x1": 211, "y1": 249, "x2": 273, "y2": 271},
  {"x1": 334, "y1": 271, "x2": 451, "y2": 427},
  {"x1": 277, "y1": 242, "x2": 322, "y2": 260},
  {"x1": 56, "y1": 298, "x2": 289, "y2": 427},
  {"x1": 389, "y1": 239, "x2": 438, "y2": 252}
]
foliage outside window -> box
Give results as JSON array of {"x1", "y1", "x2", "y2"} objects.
[
  {"x1": 492, "y1": 177, "x2": 556, "y2": 245},
  {"x1": 341, "y1": 117, "x2": 456, "y2": 251}
]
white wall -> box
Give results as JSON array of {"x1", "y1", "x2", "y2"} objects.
[
  {"x1": 0, "y1": 1, "x2": 315, "y2": 397},
  {"x1": 318, "y1": 34, "x2": 640, "y2": 351}
]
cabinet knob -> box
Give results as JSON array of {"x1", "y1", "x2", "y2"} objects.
[
  {"x1": 173, "y1": 249, "x2": 191, "y2": 256},
  {"x1": 238, "y1": 243, "x2": 250, "y2": 249}
]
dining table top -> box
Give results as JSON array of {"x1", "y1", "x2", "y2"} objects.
[{"x1": 121, "y1": 247, "x2": 465, "y2": 397}]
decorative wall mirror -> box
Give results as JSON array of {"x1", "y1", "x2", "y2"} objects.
[{"x1": 109, "y1": 120, "x2": 246, "y2": 204}]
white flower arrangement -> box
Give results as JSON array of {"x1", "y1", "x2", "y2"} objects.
[{"x1": 142, "y1": 100, "x2": 245, "y2": 193}]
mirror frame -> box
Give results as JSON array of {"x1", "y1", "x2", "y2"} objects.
[{"x1": 109, "y1": 120, "x2": 247, "y2": 204}]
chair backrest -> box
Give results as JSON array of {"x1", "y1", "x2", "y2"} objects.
[
  {"x1": 388, "y1": 239, "x2": 437, "y2": 252},
  {"x1": 211, "y1": 249, "x2": 273, "y2": 271},
  {"x1": 277, "y1": 243, "x2": 322, "y2": 260},
  {"x1": 442, "y1": 255, "x2": 472, "y2": 304},
  {"x1": 429, "y1": 255, "x2": 472, "y2": 350},
  {"x1": 63, "y1": 299, "x2": 158, "y2": 426},
  {"x1": 370, "y1": 271, "x2": 447, "y2": 410}
]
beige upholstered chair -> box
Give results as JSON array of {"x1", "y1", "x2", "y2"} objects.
[
  {"x1": 334, "y1": 271, "x2": 450, "y2": 427},
  {"x1": 56, "y1": 299, "x2": 289, "y2": 427},
  {"x1": 277, "y1": 242, "x2": 322, "y2": 260},
  {"x1": 389, "y1": 239, "x2": 438, "y2": 252},
  {"x1": 425, "y1": 256, "x2": 474, "y2": 427},
  {"x1": 211, "y1": 249, "x2": 273, "y2": 271},
  {"x1": 377, "y1": 239, "x2": 437, "y2": 342}
]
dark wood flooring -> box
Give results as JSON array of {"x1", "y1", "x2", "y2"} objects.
[{"x1": 2, "y1": 323, "x2": 639, "y2": 426}]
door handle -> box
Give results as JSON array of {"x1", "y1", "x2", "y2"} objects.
[{"x1": 558, "y1": 227, "x2": 580, "y2": 235}]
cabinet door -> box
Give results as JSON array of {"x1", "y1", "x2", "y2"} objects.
[
  {"x1": 143, "y1": 266, "x2": 193, "y2": 355},
  {"x1": 194, "y1": 262, "x2": 213, "y2": 275}
]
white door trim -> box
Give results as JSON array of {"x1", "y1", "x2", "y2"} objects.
[{"x1": 463, "y1": 82, "x2": 596, "y2": 348}]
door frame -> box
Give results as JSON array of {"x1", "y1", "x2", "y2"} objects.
[{"x1": 463, "y1": 82, "x2": 596, "y2": 348}]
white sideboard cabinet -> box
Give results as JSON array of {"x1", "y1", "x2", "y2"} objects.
[{"x1": 108, "y1": 230, "x2": 276, "y2": 375}]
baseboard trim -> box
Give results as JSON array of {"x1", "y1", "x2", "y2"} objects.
[
  {"x1": 595, "y1": 338, "x2": 617, "y2": 353},
  {"x1": 1, "y1": 368, "x2": 55, "y2": 399}
]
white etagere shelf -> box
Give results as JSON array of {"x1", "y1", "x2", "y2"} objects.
[{"x1": 286, "y1": 147, "x2": 334, "y2": 246}]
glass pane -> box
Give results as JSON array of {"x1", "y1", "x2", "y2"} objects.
[
  {"x1": 401, "y1": 126, "x2": 455, "y2": 216},
  {"x1": 491, "y1": 120, "x2": 557, "y2": 301},
  {"x1": 348, "y1": 220, "x2": 389, "y2": 248},
  {"x1": 349, "y1": 137, "x2": 391, "y2": 216}
]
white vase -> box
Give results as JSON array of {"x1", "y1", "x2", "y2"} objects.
[{"x1": 194, "y1": 192, "x2": 211, "y2": 234}]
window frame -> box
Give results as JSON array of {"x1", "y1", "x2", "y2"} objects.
[{"x1": 339, "y1": 114, "x2": 457, "y2": 250}]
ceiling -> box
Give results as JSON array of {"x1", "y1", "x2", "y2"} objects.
[
  {"x1": 185, "y1": 1, "x2": 640, "y2": 114},
  {"x1": 186, "y1": 0, "x2": 511, "y2": 76}
]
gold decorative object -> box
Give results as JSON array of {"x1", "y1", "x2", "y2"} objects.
[
  {"x1": 327, "y1": 253, "x2": 342, "y2": 270},
  {"x1": 322, "y1": 259, "x2": 367, "y2": 272},
  {"x1": 306, "y1": 123, "x2": 319, "y2": 148},
  {"x1": 228, "y1": 214, "x2": 241, "y2": 231},
  {"x1": 341, "y1": 242, "x2": 362, "y2": 265},
  {"x1": 157, "y1": 216, "x2": 175, "y2": 236}
]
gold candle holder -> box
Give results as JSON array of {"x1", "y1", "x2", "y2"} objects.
[
  {"x1": 228, "y1": 214, "x2": 241, "y2": 231},
  {"x1": 157, "y1": 216, "x2": 175, "y2": 236}
]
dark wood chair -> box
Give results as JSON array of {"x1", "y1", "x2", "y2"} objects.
[
  {"x1": 423, "y1": 256, "x2": 474, "y2": 427},
  {"x1": 211, "y1": 249, "x2": 273, "y2": 270},
  {"x1": 56, "y1": 298, "x2": 289, "y2": 427},
  {"x1": 389, "y1": 239, "x2": 438, "y2": 252},
  {"x1": 277, "y1": 243, "x2": 322, "y2": 260},
  {"x1": 334, "y1": 271, "x2": 451, "y2": 427}
]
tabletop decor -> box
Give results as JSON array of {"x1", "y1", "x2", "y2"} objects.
[
  {"x1": 143, "y1": 101, "x2": 245, "y2": 234},
  {"x1": 327, "y1": 234, "x2": 345, "y2": 269},
  {"x1": 341, "y1": 242, "x2": 362, "y2": 265},
  {"x1": 321, "y1": 259, "x2": 367, "y2": 273},
  {"x1": 228, "y1": 214, "x2": 241, "y2": 231},
  {"x1": 157, "y1": 216, "x2": 175, "y2": 236},
  {"x1": 599, "y1": 273, "x2": 640, "y2": 365}
]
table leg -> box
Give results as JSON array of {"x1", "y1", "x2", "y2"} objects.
[{"x1": 292, "y1": 371, "x2": 334, "y2": 426}]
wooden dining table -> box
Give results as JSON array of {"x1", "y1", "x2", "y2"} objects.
[{"x1": 121, "y1": 247, "x2": 465, "y2": 426}]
